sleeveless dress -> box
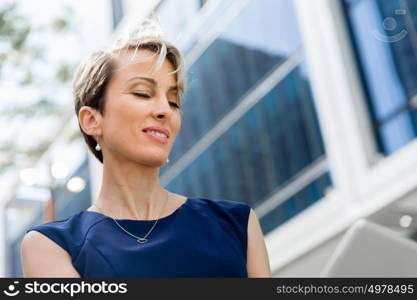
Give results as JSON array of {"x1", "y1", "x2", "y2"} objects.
[{"x1": 26, "y1": 197, "x2": 251, "y2": 277}]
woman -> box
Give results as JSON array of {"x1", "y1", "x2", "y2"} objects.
[{"x1": 21, "y1": 20, "x2": 271, "y2": 278}]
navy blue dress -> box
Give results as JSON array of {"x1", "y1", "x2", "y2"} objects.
[{"x1": 26, "y1": 197, "x2": 251, "y2": 277}]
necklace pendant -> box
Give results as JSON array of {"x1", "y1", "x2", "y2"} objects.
[{"x1": 137, "y1": 238, "x2": 148, "y2": 243}]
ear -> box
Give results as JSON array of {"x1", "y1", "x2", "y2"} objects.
[{"x1": 78, "y1": 106, "x2": 102, "y2": 137}]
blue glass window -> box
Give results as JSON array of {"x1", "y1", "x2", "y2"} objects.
[
  {"x1": 166, "y1": 62, "x2": 331, "y2": 232},
  {"x1": 163, "y1": 0, "x2": 332, "y2": 233},
  {"x1": 163, "y1": 0, "x2": 302, "y2": 167},
  {"x1": 343, "y1": 0, "x2": 417, "y2": 154}
]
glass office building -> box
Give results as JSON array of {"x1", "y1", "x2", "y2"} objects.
[
  {"x1": 158, "y1": 0, "x2": 332, "y2": 235},
  {"x1": 343, "y1": 0, "x2": 417, "y2": 155}
]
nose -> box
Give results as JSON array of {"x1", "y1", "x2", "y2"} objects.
[{"x1": 152, "y1": 97, "x2": 172, "y2": 120}]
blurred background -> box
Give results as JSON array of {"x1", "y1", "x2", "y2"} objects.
[{"x1": 1, "y1": 0, "x2": 417, "y2": 277}]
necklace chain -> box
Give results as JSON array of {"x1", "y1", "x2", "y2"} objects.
[{"x1": 93, "y1": 192, "x2": 169, "y2": 244}]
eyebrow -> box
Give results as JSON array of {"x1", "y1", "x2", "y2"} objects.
[{"x1": 127, "y1": 76, "x2": 178, "y2": 91}]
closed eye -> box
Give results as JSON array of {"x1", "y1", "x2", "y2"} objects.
[
  {"x1": 132, "y1": 93, "x2": 151, "y2": 99},
  {"x1": 133, "y1": 93, "x2": 181, "y2": 109},
  {"x1": 169, "y1": 102, "x2": 181, "y2": 109}
]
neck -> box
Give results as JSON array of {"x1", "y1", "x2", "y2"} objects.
[{"x1": 96, "y1": 156, "x2": 168, "y2": 220}]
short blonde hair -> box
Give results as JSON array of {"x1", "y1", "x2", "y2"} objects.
[{"x1": 73, "y1": 18, "x2": 186, "y2": 163}]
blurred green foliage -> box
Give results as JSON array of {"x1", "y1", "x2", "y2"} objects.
[{"x1": 0, "y1": 2, "x2": 79, "y2": 175}]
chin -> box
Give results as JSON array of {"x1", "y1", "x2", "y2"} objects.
[{"x1": 139, "y1": 156, "x2": 167, "y2": 168}]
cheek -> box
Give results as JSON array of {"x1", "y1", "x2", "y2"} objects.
[
  {"x1": 172, "y1": 115, "x2": 181, "y2": 136},
  {"x1": 177, "y1": 114, "x2": 182, "y2": 128},
  {"x1": 103, "y1": 105, "x2": 141, "y2": 139}
]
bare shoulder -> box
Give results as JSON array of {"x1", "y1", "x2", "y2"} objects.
[
  {"x1": 168, "y1": 192, "x2": 190, "y2": 210},
  {"x1": 21, "y1": 230, "x2": 80, "y2": 278},
  {"x1": 170, "y1": 192, "x2": 189, "y2": 204},
  {"x1": 246, "y1": 208, "x2": 272, "y2": 277}
]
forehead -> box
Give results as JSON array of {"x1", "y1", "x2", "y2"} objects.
[{"x1": 111, "y1": 49, "x2": 176, "y2": 85}]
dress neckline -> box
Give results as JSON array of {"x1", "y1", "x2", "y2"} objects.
[{"x1": 83, "y1": 197, "x2": 191, "y2": 223}]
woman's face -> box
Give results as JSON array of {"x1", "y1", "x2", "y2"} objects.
[{"x1": 99, "y1": 49, "x2": 182, "y2": 167}]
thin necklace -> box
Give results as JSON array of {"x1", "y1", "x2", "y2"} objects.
[{"x1": 93, "y1": 192, "x2": 169, "y2": 244}]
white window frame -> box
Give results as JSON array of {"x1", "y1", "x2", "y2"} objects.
[{"x1": 267, "y1": 0, "x2": 417, "y2": 273}]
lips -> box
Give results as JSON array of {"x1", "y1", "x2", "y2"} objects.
[
  {"x1": 142, "y1": 126, "x2": 170, "y2": 138},
  {"x1": 143, "y1": 131, "x2": 168, "y2": 144}
]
